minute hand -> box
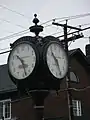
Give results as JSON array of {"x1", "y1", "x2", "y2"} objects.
[
  {"x1": 51, "y1": 52, "x2": 61, "y2": 75},
  {"x1": 16, "y1": 55, "x2": 27, "y2": 75}
]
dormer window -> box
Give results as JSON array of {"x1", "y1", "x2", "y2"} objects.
[{"x1": 70, "y1": 71, "x2": 79, "y2": 82}]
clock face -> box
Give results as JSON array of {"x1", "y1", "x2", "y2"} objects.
[
  {"x1": 46, "y1": 42, "x2": 68, "y2": 79},
  {"x1": 8, "y1": 42, "x2": 36, "y2": 80}
]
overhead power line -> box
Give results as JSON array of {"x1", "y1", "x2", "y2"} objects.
[
  {"x1": 57, "y1": 26, "x2": 90, "y2": 38},
  {"x1": 58, "y1": 85, "x2": 90, "y2": 93},
  {"x1": 0, "y1": 4, "x2": 31, "y2": 20},
  {"x1": 0, "y1": 14, "x2": 90, "y2": 42},
  {"x1": 0, "y1": 13, "x2": 89, "y2": 37},
  {"x1": 57, "y1": 13, "x2": 90, "y2": 22},
  {"x1": 47, "y1": 22, "x2": 90, "y2": 37},
  {"x1": 11, "y1": 86, "x2": 90, "y2": 103},
  {"x1": 0, "y1": 47, "x2": 10, "y2": 51},
  {"x1": 0, "y1": 84, "x2": 89, "y2": 104},
  {"x1": 0, "y1": 17, "x2": 89, "y2": 44},
  {"x1": 79, "y1": 23, "x2": 90, "y2": 27},
  {"x1": 0, "y1": 21, "x2": 89, "y2": 43},
  {"x1": 0, "y1": 17, "x2": 26, "y2": 29},
  {"x1": 0, "y1": 50, "x2": 10, "y2": 55},
  {"x1": 42, "y1": 13, "x2": 90, "y2": 29},
  {"x1": 0, "y1": 29, "x2": 29, "y2": 42},
  {"x1": 49, "y1": 28, "x2": 71, "y2": 37}
]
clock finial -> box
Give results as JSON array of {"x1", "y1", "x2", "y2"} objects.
[
  {"x1": 33, "y1": 14, "x2": 39, "y2": 25},
  {"x1": 34, "y1": 14, "x2": 37, "y2": 17},
  {"x1": 30, "y1": 14, "x2": 43, "y2": 36}
]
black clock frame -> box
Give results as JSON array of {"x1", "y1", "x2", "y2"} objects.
[
  {"x1": 8, "y1": 39, "x2": 40, "y2": 90},
  {"x1": 42, "y1": 37, "x2": 68, "y2": 81}
]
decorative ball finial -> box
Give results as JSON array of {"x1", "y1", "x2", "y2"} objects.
[
  {"x1": 33, "y1": 14, "x2": 39, "y2": 25},
  {"x1": 30, "y1": 14, "x2": 43, "y2": 36},
  {"x1": 34, "y1": 14, "x2": 37, "y2": 18}
]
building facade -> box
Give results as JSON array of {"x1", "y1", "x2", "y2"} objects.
[{"x1": 0, "y1": 48, "x2": 90, "y2": 120}]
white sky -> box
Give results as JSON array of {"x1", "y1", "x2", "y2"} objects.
[{"x1": 0, "y1": 0, "x2": 90, "y2": 64}]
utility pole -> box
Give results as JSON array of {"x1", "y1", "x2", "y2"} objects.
[
  {"x1": 64, "y1": 21, "x2": 74, "y2": 120},
  {"x1": 52, "y1": 21, "x2": 83, "y2": 120},
  {"x1": 63, "y1": 21, "x2": 73, "y2": 120}
]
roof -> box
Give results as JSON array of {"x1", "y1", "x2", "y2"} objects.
[
  {"x1": 69, "y1": 48, "x2": 90, "y2": 71},
  {"x1": 0, "y1": 48, "x2": 89, "y2": 94},
  {"x1": 0, "y1": 64, "x2": 17, "y2": 93}
]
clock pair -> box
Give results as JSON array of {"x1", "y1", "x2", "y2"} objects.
[{"x1": 8, "y1": 36, "x2": 68, "y2": 83}]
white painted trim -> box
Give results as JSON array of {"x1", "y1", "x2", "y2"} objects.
[
  {"x1": 0, "y1": 99, "x2": 11, "y2": 120},
  {"x1": 72, "y1": 99, "x2": 82, "y2": 116}
]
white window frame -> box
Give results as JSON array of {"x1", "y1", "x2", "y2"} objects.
[
  {"x1": 72, "y1": 100, "x2": 82, "y2": 116},
  {"x1": 0, "y1": 99, "x2": 11, "y2": 120}
]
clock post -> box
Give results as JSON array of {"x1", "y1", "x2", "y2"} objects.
[{"x1": 29, "y1": 14, "x2": 49, "y2": 120}]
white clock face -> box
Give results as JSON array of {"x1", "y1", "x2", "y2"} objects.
[
  {"x1": 46, "y1": 42, "x2": 68, "y2": 79},
  {"x1": 8, "y1": 42, "x2": 36, "y2": 80}
]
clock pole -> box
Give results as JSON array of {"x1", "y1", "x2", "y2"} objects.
[
  {"x1": 64, "y1": 21, "x2": 74, "y2": 120},
  {"x1": 29, "y1": 14, "x2": 49, "y2": 120}
]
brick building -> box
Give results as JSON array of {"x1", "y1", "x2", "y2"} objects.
[{"x1": 0, "y1": 47, "x2": 90, "y2": 120}]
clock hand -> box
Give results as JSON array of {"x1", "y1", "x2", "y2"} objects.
[
  {"x1": 16, "y1": 55, "x2": 27, "y2": 76},
  {"x1": 50, "y1": 48, "x2": 61, "y2": 75},
  {"x1": 52, "y1": 52, "x2": 61, "y2": 75}
]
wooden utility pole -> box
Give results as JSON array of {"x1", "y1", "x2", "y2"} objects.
[
  {"x1": 64, "y1": 21, "x2": 73, "y2": 120},
  {"x1": 52, "y1": 21, "x2": 83, "y2": 120}
]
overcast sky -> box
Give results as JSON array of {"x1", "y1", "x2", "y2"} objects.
[{"x1": 0, "y1": 0, "x2": 90, "y2": 65}]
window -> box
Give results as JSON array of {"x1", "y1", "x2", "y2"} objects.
[
  {"x1": 72, "y1": 100, "x2": 82, "y2": 116},
  {"x1": 0, "y1": 99, "x2": 11, "y2": 120},
  {"x1": 70, "y1": 72, "x2": 79, "y2": 82}
]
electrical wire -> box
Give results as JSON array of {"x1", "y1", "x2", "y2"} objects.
[
  {"x1": 41, "y1": 13, "x2": 90, "y2": 28},
  {"x1": 78, "y1": 23, "x2": 90, "y2": 27},
  {"x1": 0, "y1": 50, "x2": 10, "y2": 55},
  {"x1": 69, "y1": 86, "x2": 90, "y2": 91},
  {"x1": 0, "y1": 26, "x2": 88, "y2": 54},
  {"x1": 0, "y1": 4, "x2": 31, "y2": 20},
  {"x1": 44, "y1": 22, "x2": 90, "y2": 38},
  {"x1": 0, "y1": 29, "x2": 29, "y2": 42},
  {"x1": 0, "y1": 13, "x2": 89, "y2": 42},
  {"x1": 0, "y1": 27, "x2": 89, "y2": 55},
  {"x1": 58, "y1": 86, "x2": 90, "y2": 93},
  {"x1": 48, "y1": 31, "x2": 63, "y2": 36},
  {"x1": 8, "y1": 85, "x2": 90, "y2": 103},
  {"x1": 68, "y1": 41, "x2": 72, "y2": 47},
  {"x1": 57, "y1": 26, "x2": 90, "y2": 39},
  {"x1": 0, "y1": 27, "x2": 14, "y2": 34},
  {"x1": 0, "y1": 47, "x2": 10, "y2": 51},
  {"x1": 0, "y1": 19, "x2": 90, "y2": 54},
  {"x1": 44, "y1": 23, "x2": 53, "y2": 28},
  {"x1": 58, "y1": 13, "x2": 90, "y2": 23},
  {"x1": 65, "y1": 24, "x2": 90, "y2": 47},
  {"x1": 0, "y1": 14, "x2": 90, "y2": 43},
  {"x1": 40, "y1": 19, "x2": 55, "y2": 26},
  {"x1": 0, "y1": 17, "x2": 26, "y2": 29},
  {"x1": 47, "y1": 28, "x2": 71, "y2": 38},
  {"x1": 11, "y1": 96, "x2": 32, "y2": 103},
  {"x1": 41, "y1": 13, "x2": 90, "y2": 26},
  {"x1": 68, "y1": 36, "x2": 90, "y2": 48}
]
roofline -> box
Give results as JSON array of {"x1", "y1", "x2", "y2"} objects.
[
  {"x1": 0, "y1": 88, "x2": 17, "y2": 94},
  {"x1": 69, "y1": 48, "x2": 89, "y2": 64}
]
